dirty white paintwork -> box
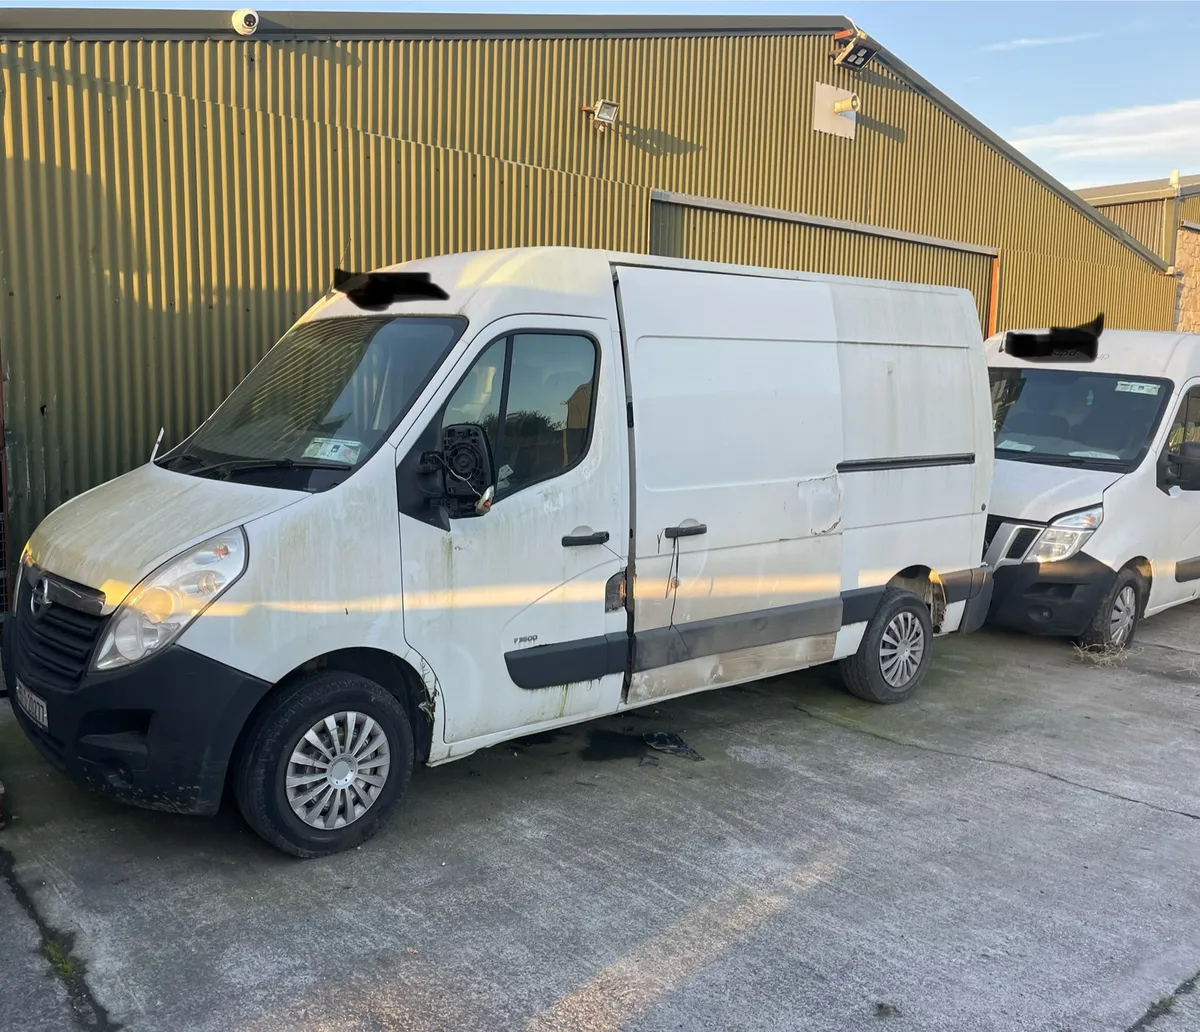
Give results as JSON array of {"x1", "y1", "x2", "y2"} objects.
[
  {"x1": 986, "y1": 327, "x2": 1200, "y2": 617},
  {"x1": 175, "y1": 456, "x2": 411, "y2": 680},
  {"x1": 27, "y1": 463, "x2": 303, "y2": 609},
  {"x1": 27, "y1": 247, "x2": 990, "y2": 768},
  {"x1": 626, "y1": 633, "x2": 838, "y2": 706},
  {"x1": 618, "y1": 267, "x2": 845, "y2": 644},
  {"x1": 396, "y1": 312, "x2": 630, "y2": 745},
  {"x1": 990, "y1": 461, "x2": 1121, "y2": 525},
  {"x1": 616, "y1": 261, "x2": 988, "y2": 702}
]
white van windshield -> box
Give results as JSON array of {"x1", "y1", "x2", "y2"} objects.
[
  {"x1": 990, "y1": 368, "x2": 1172, "y2": 472},
  {"x1": 160, "y1": 316, "x2": 466, "y2": 489}
]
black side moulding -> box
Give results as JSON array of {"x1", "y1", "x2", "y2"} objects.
[
  {"x1": 1003, "y1": 313, "x2": 1103, "y2": 362},
  {"x1": 333, "y1": 268, "x2": 449, "y2": 310}
]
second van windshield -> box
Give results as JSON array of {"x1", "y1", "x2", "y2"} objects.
[{"x1": 990, "y1": 368, "x2": 1172, "y2": 471}]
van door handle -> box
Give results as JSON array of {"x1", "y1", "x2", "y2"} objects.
[
  {"x1": 664, "y1": 523, "x2": 707, "y2": 539},
  {"x1": 562, "y1": 531, "x2": 610, "y2": 547}
]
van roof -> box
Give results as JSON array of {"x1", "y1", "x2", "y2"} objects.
[
  {"x1": 306, "y1": 246, "x2": 981, "y2": 347},
  {"x1": 986, "y1": 327, "x2": 1200, "y2": 382},
  {"x1": 392, "y1": 245, "x2": 980, "y2": 292}
]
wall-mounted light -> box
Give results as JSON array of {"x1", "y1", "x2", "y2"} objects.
[
  {"x1": 582, "y1": 99, "x2": 620, "y2": 132},
  {"x1": 831, "y1": 24, "x2": 879, "y2": 70},
  {"x1": 813, "y1": 83, "x2": 859, "y2": 140}
]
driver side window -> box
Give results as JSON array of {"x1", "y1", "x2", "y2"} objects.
[
  {"x1": 442, "y1": 332, "x2": 599, "y2": 501},
  {"x1": 1167, "y1": 387, "x2": 1200, "y2": 452}
]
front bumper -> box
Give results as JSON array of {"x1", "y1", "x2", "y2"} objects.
[
  {"x1": 3, "y1": 614, "x2": 270, "y2": 815},
  {"x1": 986, "y1": 550, "x2": 1116, "y2": 638}
]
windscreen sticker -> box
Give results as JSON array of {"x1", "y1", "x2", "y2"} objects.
[
  {"x1": 1115, "y1": 381, "x2": 1161, "y2": 395},
  {"x1": 303, "y1": 437, "x2": 361, "y2": 464}
]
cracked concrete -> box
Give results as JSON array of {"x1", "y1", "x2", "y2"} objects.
[
  {"x1": 4, "y1": 608, "x2": 1200, "y2": 1031},
  {"x1": 0, "y1": 855, "x2": 77, "y2": 1032}
]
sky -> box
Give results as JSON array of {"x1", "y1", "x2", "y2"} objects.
[{"x1": 13, "y1": 0, "x2": 1200, "y2": 189}]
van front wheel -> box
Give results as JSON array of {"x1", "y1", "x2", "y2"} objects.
[
  {"x1": 233, "y1": 670, "x2": 414, "y2": 858},
  {"x1": 840, "y1": 589, "x2": 934, "y2": 704},
  {"x1": 1078, "y1": 566, "x2": 1143, "y2": 651}
]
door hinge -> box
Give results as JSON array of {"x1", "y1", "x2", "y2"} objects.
[{"x1": 626, "y1": 401, "x2": 634, "y2": 428}]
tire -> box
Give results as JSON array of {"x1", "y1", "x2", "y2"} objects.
[
  {"x1": 233, "y1": 670, "x2": 414, "y2": 858},
  {"x1": 840, "y1": 588, "x2": 934, "y2": 704},
  {"x1": 1078, "y1": 566, "x2": 1143, "y2": 651}
]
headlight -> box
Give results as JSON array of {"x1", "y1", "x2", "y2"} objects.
[
  {"x1": 92, "y1": 529, "x2": 247, "y2": 671},
  {"x1": 1027, "y1": 505, "x2": 1102, "y2": 564}
]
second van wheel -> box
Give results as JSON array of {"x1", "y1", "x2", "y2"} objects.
[
  {"x1": 840, "y1": 588, "x2": 934, "y2": 704},
  {"x1": 1078, "y1": 566, "x2": 1143, "y2": 652}
]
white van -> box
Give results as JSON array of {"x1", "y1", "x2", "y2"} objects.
[
  {"x1": 5, "y1": 248, "x2": 992, "y2": 856},
  {"x1": 985, "y1": 326, "x2": 1200, "y2": 648}
]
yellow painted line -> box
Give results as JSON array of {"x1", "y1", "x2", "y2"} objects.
[{"x1": 524, "y1": 845, "x2": 849, "y2": 1032}]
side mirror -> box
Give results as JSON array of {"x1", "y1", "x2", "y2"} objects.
[
  {"x1": 440, "y1": 424, "x2": 496, "y2": 517},
  {"x1": 1167, "y1": 440, "x2": 1200, "y2": 491}
]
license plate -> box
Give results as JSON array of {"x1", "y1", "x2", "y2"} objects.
[{"x1": 15, "y1": 679, "x2": 48, "y2": 731}]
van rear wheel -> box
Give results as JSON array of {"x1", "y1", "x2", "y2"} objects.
[
  {"x1": 233, "y1": 670, "x2": 414, "y2": 858},
  {"x1": 840, "y1": 588, "x2": 934, "y2": 704}
]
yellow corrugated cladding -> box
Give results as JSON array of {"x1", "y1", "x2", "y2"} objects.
[
  {"x1": 0, "y1": 33, "x2": 1177, "y2": 546},
  {"x1": 1181, "y1": 195, "x2": 1200, "y2": 227},
  {"x1": 999, "y1": 250, "x2": 1174, "y2": 333},
  {"x1": 0, "y1": 39, "x2": 644, "y2": 547},
  {"x1": 1094, "y1": 199, "x2": 1171, "y2": 258},
  {"x1": 651, "y1": 201, "x2": 993, "y2": 325}
]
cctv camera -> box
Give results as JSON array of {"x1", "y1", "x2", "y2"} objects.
[{"x1": 232, "y1": 8, "x2": 259, "y2": 36}]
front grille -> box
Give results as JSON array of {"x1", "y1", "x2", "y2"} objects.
[
  {"x1": 12, "y1": 574, "x2": 108, "y2": 692},
  {"x1": 1006, "y1": 527, "x2": 1040, "y2": 560}
]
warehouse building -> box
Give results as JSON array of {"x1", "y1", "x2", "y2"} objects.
[
  {"x1": 0, "y1": 9, "x2": 1179, "y2": 594},
  {"x1": 1078, "y1": 173, "x2": 1200, "y2": 333}
]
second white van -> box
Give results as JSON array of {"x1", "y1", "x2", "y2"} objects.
[
  {"x1": 985, "y1": 326, "x2": 1200, "y2": 648},
  {"x1": 5, "y1": 248, "x2": 993, "y2": 856}
]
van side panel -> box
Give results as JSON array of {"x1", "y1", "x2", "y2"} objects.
[
  {"x1": 833, "y1": 288, "x2": 989, "y2": 613},
  {"x1": 615, "y1": 266, "x2": 844, "y2": 702}
]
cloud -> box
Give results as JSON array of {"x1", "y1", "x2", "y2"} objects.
[
  {"x1": 983, "y1": 33, "x2": 1101, "y2": 52},
  {"x1": 1009, "y1": 99, "x2": 1200, "y2": 184}
]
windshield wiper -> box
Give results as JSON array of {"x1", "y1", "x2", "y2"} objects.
[
  {"x1": 997, "y1": 449, "x2": 1119, "y2": 469},
  {"x1": 188, "y1": 457, "x2": 353, "y2": 479},
  {"x1": 157, "y1": 448, "x2": 207, "y2": 471}
]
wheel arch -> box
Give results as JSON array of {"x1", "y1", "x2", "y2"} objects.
[
  {"x1": 230, "y1": 647, "x2": 435, "y2": 784},
  {"x1": 886, "y1": 564, "x2": 949, "y2": 629},
  {"x1": 1127, "y1": 556, "x2": 1152, "y2": 614}
]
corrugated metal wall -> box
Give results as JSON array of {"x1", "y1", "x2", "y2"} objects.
[
  {"x1": 650, "y1": 200, "x2": 993, "y2": 325},
  {"x1": 1093, "y1": 199, "x2": 1170, "y2": 258},
  {"x1": 0, "y1": 38, "x2": 645, "y2": 552},
  {"x1": 7, "y1": 36, "x2": 1173, "y2": 289},
  {"x1": 0, "y1": 31, "x2": 1178, "y2": 558},
  {"x1": 1181, "y1": 195, "x2": 1200, "y2": 229}
]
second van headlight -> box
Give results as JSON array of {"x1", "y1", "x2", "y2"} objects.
[
  {"x1": 1027, "y1": 505, "x2": 1103, "y2": 564},
  {"x1": 93, "y1": 529, "x2": 248, "y2": 671}
]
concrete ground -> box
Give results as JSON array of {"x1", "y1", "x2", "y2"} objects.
[{"x1": 4, "y1": 612, "x2": 1200, "y2": 1032}]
